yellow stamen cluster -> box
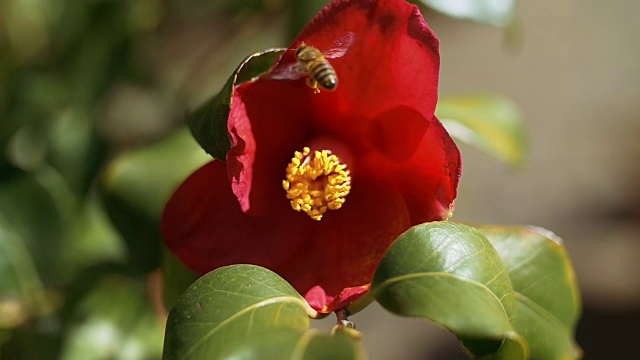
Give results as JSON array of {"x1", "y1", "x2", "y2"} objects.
[{"x1": 282, "y1": 147, "x2": 352, "y2": 221}]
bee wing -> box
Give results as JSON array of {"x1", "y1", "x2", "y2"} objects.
[
  {"x1": 323, "y1": 32, "x2": 356, "y2": 59},
  {"x1": 268, "y1": 62, "x2": 305, "y2": 80}
]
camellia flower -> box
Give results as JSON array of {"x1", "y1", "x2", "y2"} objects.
[{"x1": 162, "y1": 0, "x2": 461, "y2": 313}]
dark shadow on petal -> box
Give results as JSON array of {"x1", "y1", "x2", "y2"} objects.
[{"x1": 369, "y1": 105, "x2": 430, "y2": 162}]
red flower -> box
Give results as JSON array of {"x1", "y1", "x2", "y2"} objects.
[{"x1": 162, "y1": 0, "x2": 461, "y2": 313}]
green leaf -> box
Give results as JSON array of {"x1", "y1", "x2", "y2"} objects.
[
  {"x1": 0, "y1": 215, "x2": 48, "y2": 328},
  {"x1": 61, "y1": 195, "x2": 126, "y2": 275},
  {"x1": 0, "y1": 165, "x2": 125, "y2": 291},
  {"x1": 437, "y1": 94, "x2": 526, "y2": 167},
  {"x1": 46, "y1": 107, "x2": 106, "y2": 196},
  {"x1": 417, "y1": 0, "x2": 516, "y2": 27},
  {"x1": 372, "y1": 222, "x2": 526, "y2": 358},
  {"x1": 0, "y1": 166, "x2": 72, "y2": 285},
  {"x1": 163, "y1": 264, "x2": 364, "y2": 359},
  {"x1": 477, "y1": 225, "x2": 582, "y2": 359},
  {"x1": 100, "y1": 129, "x2": 210, "y2": 273},
  {"x1": 163, "y1": 264, "x2": 311, "y2": 359},
  {"x1": 59, "y1": 275, "x2": 164, "y2": 360},
  {"x1": 292, "y1": 330, "x2": 365, "y2": 360},
  {"x1": 186, "y1": 48, "x2": 285, "y2": 160},
  {"x1": 162, "y1": 248, "x2": 199, "y2": 311},
  {"x1": 102, "y1": 129, "x2": 210, "y2": 221},
  {"x1": 218, "y1": 329, "x2": 365, "y2": 360},
  {"x1": 478, "y1": 331, "x2": 529, "y2": 360}
]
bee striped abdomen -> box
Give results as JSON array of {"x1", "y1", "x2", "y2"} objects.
[
  {"x1": 295, "y1": 44, "x2": 339, "y2": 91},
  {"x1": 309, "y1": 60, "x2": 337, "y2": 90}
]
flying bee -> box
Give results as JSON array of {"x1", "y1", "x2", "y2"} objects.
[
  {"x1": 270, "y1": 32, "x2": 355, "y2": 93},
  {"x1": 295, "y1": 44, "x2": 338, "y2": 91}
]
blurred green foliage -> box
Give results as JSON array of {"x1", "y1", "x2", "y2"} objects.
[{"x1": 0, "y1": 0, "x2": 523, "y2": 359}]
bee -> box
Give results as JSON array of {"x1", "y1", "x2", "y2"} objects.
[{"x1": 270, "y1": 32, "x2": 355, "y2": 93}]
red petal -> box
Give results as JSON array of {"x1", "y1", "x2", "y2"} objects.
[
  {"x1": 162, "y1": 161, "x2": 307, "y2": 273},
  {"x1": 228, "y1": 0, "x2": 442, "y2": 214},
  {"x1": 274, "y1": 178, "x2": 411, "y2": 313},
  {"x1": 305, "y1": 284, "x2": 370, "y2": 314},
  {"x1": 227, "y1": 82, "x2": 308, "y2": 216},
  {"x1": 362, "y1": 115, "x2": 462, "y2": 223},
  {"x1": 272, "y1": 0, "x2": 440, "y2": 155},
  {"x1": 167, "y1": 0, "x2": 458, "y2": 314},
  {"x1": 162, "y1": 162, "x2": 411, "y2": 313}
]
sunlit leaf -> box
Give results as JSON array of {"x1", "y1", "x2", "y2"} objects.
[
  {"x1": 477, "y1": 225, "x2": 582, "y2": 359},
  {"x1": 417, "y1": 0, "x2": 516, "y2": 27},
  {"x1": 289, "y1": 330, "x2": 365, "y2": 360},
  {"x1": 163, "y1": 264, "x2": 311, "y2": 359},
  {"x1": 1, "y1": 0, "x2": 52, "y2": 61},
  {"x1": 437, "y1": 94, "x2": 526, "y2": 167},
  {"x1": 186, "y1": 48, "x2": 285, "y2": 160},
  {"x1": 210, "y1": 329, "x2": 365, "y2": 360},
  {"x1": 59, "y1": 275, "x2": 164, "y2": 360},
  {"x1": 372, "y1": 222, "x2": 527, "y2": 358},
  {"x1": 373, "y1": 222, "x2": 582, "y2": 359},
  {"x1": 478, "y1": 331, "x2": 529, "y2": 360},
  {"x1": 163, "y1": 265, "x2": 363, "y2": 359}
]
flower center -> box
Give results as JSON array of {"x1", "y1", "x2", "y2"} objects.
[{"x1": 282, "y1": 147, "x2": 352, "y2": 221}]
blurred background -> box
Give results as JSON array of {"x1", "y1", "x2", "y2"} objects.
[{"x1": 0, "y1": 0, "x2": 638, "y2": 359}]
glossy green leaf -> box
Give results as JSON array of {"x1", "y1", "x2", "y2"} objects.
[
  {"x1": 186, "y1": 48, "x2": 285, "y2": 160},
  {"x1": 100, "y1": 129, "x2": 210, "y2": 273},
  {"x1": 214, "y1": 329, "x2": 365, "y2": 360},
  {"x1": 163, "y1": 264, "x2": 311, "y2": 359},
  {"x1": 163, "y1": 264, "x2": 363, "y2": 360},
  {"x1": 417, "y1": 0, "x2": 516, "y2": 27},
  {"x1": 293, "y1": 330, "x2": 365, "y2": 360},
  {"x1": 477, "y1": 225, "x2": 582, "y2": 359},
  {"x1": 478, "y1": 331, "x2": 529, "y2": 360},
  {"x1": 437, "y1": 94, "x2": 526, "y2": 167},
  {"x1": 59, "y1": 275, "x2": 164, "y2": 360},
  {"x1": 372, "y1": 222, "x2": 526, "y2": 358}
]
